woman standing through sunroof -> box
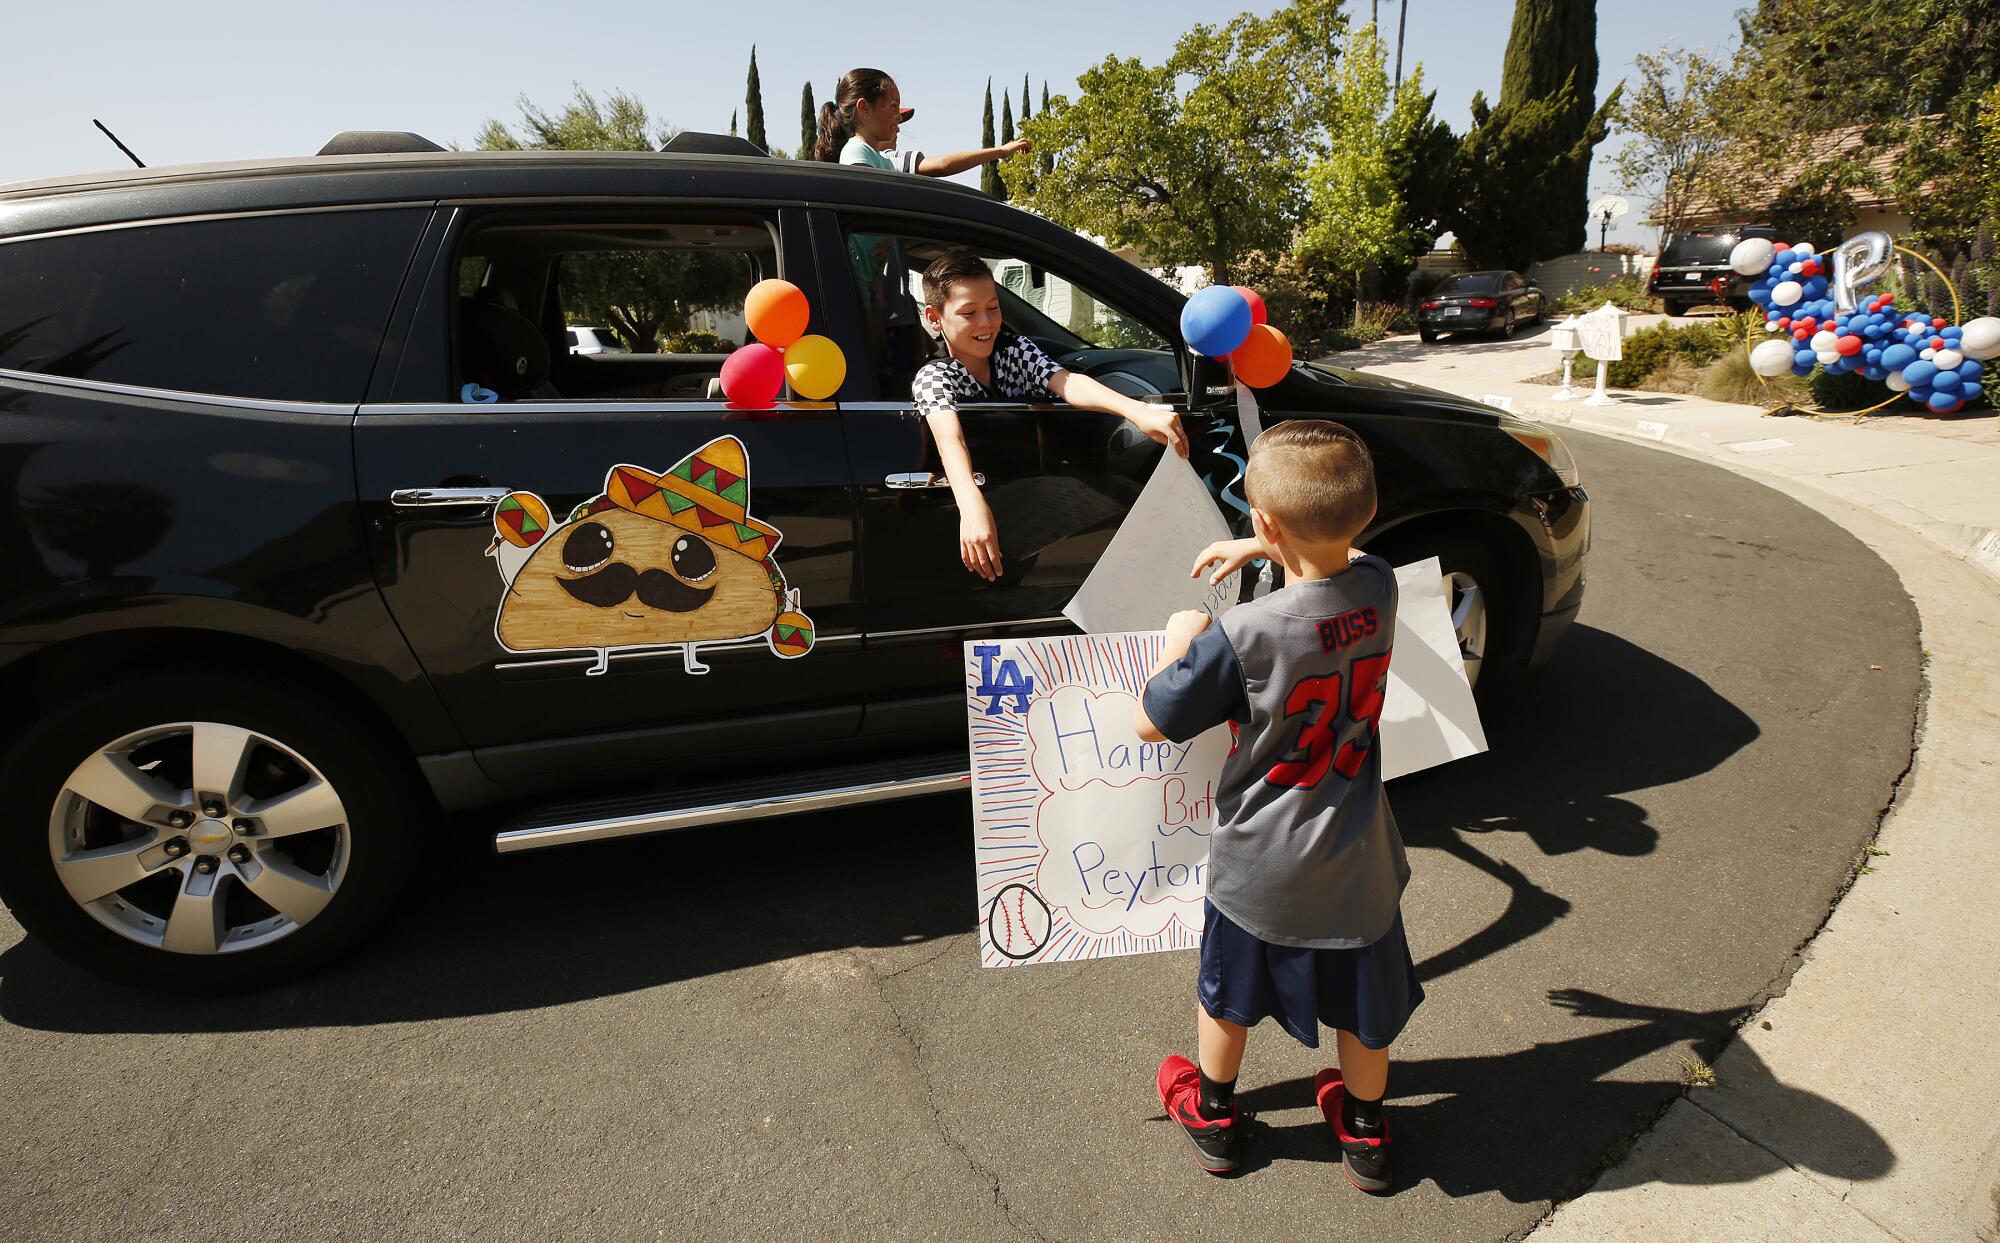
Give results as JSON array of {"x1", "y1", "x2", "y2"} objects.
[{"x1": 812, "y1": 68, "x2": 1028, "y2": 175}]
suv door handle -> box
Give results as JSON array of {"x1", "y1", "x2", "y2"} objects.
[
  {"x1": 885, "y1": 472, "x2": 983, "y2": 489},
  {"x1": 391, "y1": 487, "x2": 512, "y2": 508}
]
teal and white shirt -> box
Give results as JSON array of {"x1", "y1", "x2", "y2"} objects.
[{"x1": 840, "y1": 135, "x2": 925, "y2": 174}]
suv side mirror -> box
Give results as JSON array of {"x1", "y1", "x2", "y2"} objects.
[{"x1": 1182, "y1": 353, "x2": 1234, "y2": 407}]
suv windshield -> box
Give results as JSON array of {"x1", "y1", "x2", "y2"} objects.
[
  {"x1": 1437, "y1": 273, "x2": 1501, "y2": 294},
  {"x1": 1660, "y1": 232, "x2": 1737, "y2": 267}
]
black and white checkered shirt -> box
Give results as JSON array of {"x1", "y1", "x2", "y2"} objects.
[{"x1": 910, "y1": 333, "x2": 1063, "y2": 415}]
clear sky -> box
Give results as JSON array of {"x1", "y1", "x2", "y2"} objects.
[{"x1": 0, "y1": 0, "x2": 1749, "y2": 249}]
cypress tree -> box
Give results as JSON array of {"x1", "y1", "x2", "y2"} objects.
[
  {"x1": 980, "y1": 80, "x2": 1000, "y2": 197},
  {"x1": 1021, "y1": 73, "x2": 1032, "y2": 122},
  {"x1": 798, "y1": 82, "x2": 815, "y2": 159},
  {"x1": 1497, "y1": 0, "x2": 1608, "y2": 257},
  {"x1": 1040, "y1": 82, "x2": 1053, "y2": 175},
  {"x1": 997, "y1": 90, "x2": 1013, "y2": 200},
  {"x1": 745, "y1": 45, "x2": 767, "y2": 153},
  {"x1": 729, "y1": 109, "x2": 737, "y2": 137}
]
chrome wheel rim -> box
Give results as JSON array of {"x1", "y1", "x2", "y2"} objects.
[
  {"x1": 1447, "y1": 570, "x2": 1487, "y2": 686},
  {"x1": 48, "y1": 722, "x2": 350, "y2": 955}
]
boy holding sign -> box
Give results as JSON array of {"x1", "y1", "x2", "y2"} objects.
[{"x1": 1133, "y1": 420, "x2": 1422, "y2": 1190}]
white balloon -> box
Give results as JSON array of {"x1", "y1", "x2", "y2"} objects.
[
  {"x1": 1793, "y1": 242, "x2": 1817, "y2": 257},
  {"x1": 1934, "y1": 348, "x2": 1964, "y2": 370},
  {"x1": 1921, "y1": 348, "x2": 1936, "y2": 360},
  {"x1": 1816, "y1": 350, "x2": 1840, "y2": 365},
  {"x1": 1959, "y1": 317, "x2": 2000, "y2": 360},
  {"x1": 1730, "y1": 237, "x2": 1776, "y2": 276},
  {"x1": 1770, "y1": 280, "x2": 1803, "y2": 308},
  {"x1": 1750, "y1": 339, "x2": 1797, "y2": 377},
  {"x1": 1886, "y1": 370, "x2": 1911, "y2": 391},
  {"x1": 1810, "y1": 330, "x2": 1838, "y2": 352},
  {"x1": 1766, "y1": 321, "x2": 1783, "y2": 332}
]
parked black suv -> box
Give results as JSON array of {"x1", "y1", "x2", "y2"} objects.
[
  {"x1": 0, "y1": 140, "x2": 1588, "y2": 989},
  {"x1": 1649, "y1": 223, "x2": 1777, "y2": 316}
]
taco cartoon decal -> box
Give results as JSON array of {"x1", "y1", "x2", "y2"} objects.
[{"x1": 485, "y1": 435, "x2": 814, "y2": 676}]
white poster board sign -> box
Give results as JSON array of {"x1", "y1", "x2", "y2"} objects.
[
  {"x1": 1063, "y1": 451, "x2": 1239, "y2": 633},
  {"x1": 1576, "y1": 309, "x2": 1624, "y2": 361},
  {"x1": 968, "y1": 560, "x2": 1487, "y2": 967}
]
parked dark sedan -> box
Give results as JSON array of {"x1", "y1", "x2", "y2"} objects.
[
  {"x1": 0, "y1": 136, "x2": 1588, "y2": 989},
  {"x1": 1418, "y1": 270, "x2": 1546, "y2": 342}
]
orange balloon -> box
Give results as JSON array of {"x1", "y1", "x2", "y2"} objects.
[
  {"x1": 1230, "y1": 323, "x2": 1292, "y2": 388},
  {"x1": 744, "y1": 279, "x2": 810, "y2": 348}
]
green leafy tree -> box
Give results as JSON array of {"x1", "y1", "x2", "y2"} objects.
[
  {"x1": 1010, "y1": 0, "x2": 1346, "y2": 283},
  {"x1": 476, "y1": 88, "x2": 740, "y2": 352},
  {"x1": 1612, "y1": 45, "x2": 1730, "y2": 244},
  {"x1": 745, "y1": 45, "x2": 767, "y2": 153},
  {"x1": 1718, "y1": 0, "x2": 2000, "y2": 252},
  {"x1": 1301, "y1": 25, "x2": 1430, "y2": 294},
  {"x1": 981, "y1": 80, "x2": 1000, "y2": 198},
  {"x1": 798, "y1": 81, "x2": 816, "y2": 159}
]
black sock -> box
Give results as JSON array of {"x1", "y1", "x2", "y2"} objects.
[
  {"x1": 1341, "y1": 1088, "x2": 1384, "y2": 1137},
  {"x1": 1197, "y1": 1070, "x2": 1236, "y2": 1121}
]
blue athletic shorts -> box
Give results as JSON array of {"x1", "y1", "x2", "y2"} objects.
[{"x1": 1198, "y1": 901, "x2": 1424, "y2": 1050}]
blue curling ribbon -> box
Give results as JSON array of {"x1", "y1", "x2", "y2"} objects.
[{"x1": 1205, "y1": 415, "x2": 1253, "y2": 520}]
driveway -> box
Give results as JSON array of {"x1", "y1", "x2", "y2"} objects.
[{"x1": 0, "y1": 435, "x2": 1919, "y2": 1241}]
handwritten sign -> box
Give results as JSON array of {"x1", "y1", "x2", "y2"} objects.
[
  {"x1": 968, "y1": 560, "x2": 1486, "y2": 968},
  {"x1": 1576, "y1": 306, "x2": 1625, "y2": 361},
  {"x1": 1062, "y1": 451, "x2": 1240, "y2": 634}
]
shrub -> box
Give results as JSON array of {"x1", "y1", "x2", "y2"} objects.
[
  {"x1": 661, "y1": 330, "x2": 734, "y2": 354},
  {"x1": 1231, "y1": 250, "x2": 1355, "y2": 350},
  {"x1": 1698, "y1": 348, "x2": 1808, "y2": 407},
  {"x1": 1556, "y1": 274, "x2": 1659, "y2": 314},
  {"x1": 1353, "y1": 300, "x2": 1414, "y2": 337}
]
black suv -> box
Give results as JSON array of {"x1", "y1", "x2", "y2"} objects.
[
  {"x1": 1649, "y1": 223, "x2": 1777, "y2": 316},
  {"x1": 0, "y1": 139, "x2": 1588, "y2": 989}
]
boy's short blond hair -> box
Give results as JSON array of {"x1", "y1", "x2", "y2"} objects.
[{"x1": 1243, "y1": 419, "x2": 1377, "y2": 542}]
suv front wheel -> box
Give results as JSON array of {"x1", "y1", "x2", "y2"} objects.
[{"x1": 0, "y1": 671, "x2": 418, "y2": 992}]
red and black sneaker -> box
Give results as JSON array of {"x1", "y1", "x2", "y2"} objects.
[
  {"x1": 1315, "y1": 1067, "x2": 1392, "y2": 1193},
  {"x1": 1157, "y1": 1055, "x2": 1240, "y2": 1174}
]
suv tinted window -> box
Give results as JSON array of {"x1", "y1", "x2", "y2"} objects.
[
  {"x1": 1438, "y1": 273, "x2": 1500, "y2": 294},
  {"x1": 1660, "y1": 232, "x2": 1737, "y2": 267},
  {"x1": 0, "y1": 209, "x2": 424, "y2": 403}
]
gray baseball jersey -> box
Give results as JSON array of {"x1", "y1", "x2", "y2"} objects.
[{"x1": 1142, "y1": 556, "x2": 1408, "y2": 948}]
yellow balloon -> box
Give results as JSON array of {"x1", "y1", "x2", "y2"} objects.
[{"x1": 783, "y1": 334, "x2": 847, "y2": 400}]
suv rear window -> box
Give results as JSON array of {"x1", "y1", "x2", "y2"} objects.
[
  {"x1": 1437, "y1": 273, "x2": 1501, "y2": 294},
  {"x1": 1660, "y1": 232, "x2": 1737, "y2": 268},
  {"x1": 0, "y1": 209, "x2": 424, "y2": 403}
]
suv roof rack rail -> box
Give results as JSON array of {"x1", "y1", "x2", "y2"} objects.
[{"x1": 316, "y1": 131, "x2": 446, "y2": 157}]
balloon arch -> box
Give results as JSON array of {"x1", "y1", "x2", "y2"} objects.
[{"x1": 1734, "y1": 231, "x2": 2000, "y2": 416}]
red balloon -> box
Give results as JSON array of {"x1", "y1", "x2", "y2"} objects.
[
  {"x1": 1836, "y1": 335, "x2": 1863, "y2": 356},
  {"x1": 1793, "y1": 328, "x2": 1809, "y2": 341},
  {"x1": 1932, "y1": 317, "x2": 1946, "y2": 328},
  {"x1": 1777, "y1": 317, "x2": 1792, "y2": 329},
  {"x1": 1230, "y1": 286, "x2": 1268, "y2": 327},
  {"x1": 720, "y1": 343, "x2": 786, "y2": 406}
]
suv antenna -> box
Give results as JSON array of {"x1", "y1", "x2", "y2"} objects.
[{"x1": 92, "y1": 119, "x2": 146, "y2": 168}]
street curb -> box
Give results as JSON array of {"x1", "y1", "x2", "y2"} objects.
[{"x1": 1510, "y1": 394, "x2": 2000, "y2": 591}]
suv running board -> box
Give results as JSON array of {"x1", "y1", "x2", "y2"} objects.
[{"x1": 494, "y1": 755, "x2": 970, "y2": 853}]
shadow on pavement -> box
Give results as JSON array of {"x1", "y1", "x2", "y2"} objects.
[
  {"x1": 1319, "y1": 320, "x2": 1556, "y2": 371},
  {"x1": 0, "y1": 627, "x2": 1756, "y2": 1033},
  {"x1": 1396, "y1": 623, "x2": 1759, "y2": 985},
  {"x1": 1230, "y1": 989, "x2": 1893, "y2": 1202}
]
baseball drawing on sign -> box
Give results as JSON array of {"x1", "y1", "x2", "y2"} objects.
[
  {"x1": 484, "y1": 435, "x2": 815, "y2": 676},
  {"x1": 967, "y1": 632, "x2": 1233, "y2": 968}
]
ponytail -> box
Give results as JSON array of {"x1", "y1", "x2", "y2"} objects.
[
  {"x1": 814, "y1": 68, "x2": 897, "y2": 163},
  {"x1": 813, "y1": 100, "x2": 848, "y2": 163}
]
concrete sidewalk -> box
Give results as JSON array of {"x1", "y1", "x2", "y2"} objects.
[{"x1": 1333, "y1": 332, "x2": 2000, "y2": 1241}]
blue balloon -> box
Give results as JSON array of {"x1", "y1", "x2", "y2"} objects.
[
  {"x1": 1863, "y1": 364, "x2": 1887, "y2": 381},
  {"x1": 1903, "y1": 360, "x2": 1939, "y2": 387},
  {"x1": 1181, "y1": 285, "x2": 1253, "y2": 357},
  {"x1": 1793, "y1": 363, "x2": 1815, "y2": 377},
  {"x1": 1881, "y1": 343, "x2": 1917, "y2": 370},
  {"x1": 1933, "y1": 369, "x2": 1962, "y2": 392},
  {"x1": 1749, "y1": 287, "x2": 1771, "y2": 305},
  {"x1": 1963, "y1": 380, "x2": 1983, "y2": 402},
  {"x1": 1943, "y1": 325, "x2": 1962, "y2": 339},
  {"x1": 1961, "y1": 359, "x2": 1983, "y2": 381},
  {"x1": 1928, "y1": 390, "x2": 1961, "y2": 413},
  {"x1": 1794, "y1": 349, "x2": 1816, "y2": 367}
]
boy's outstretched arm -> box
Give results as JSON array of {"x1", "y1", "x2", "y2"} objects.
[
  {"x1": 916, "y1": 139, "x2": 1031, "y2": 177},
  {"x1": 1133, "y1": 611, "x2": 1213, "y2": 742},
  {"x1": 924, "y1": 408, "x2": 1003, "y2": 581},
  {"x1": 1046, "y1": 369, "x2": 1189, "y2": 458}
]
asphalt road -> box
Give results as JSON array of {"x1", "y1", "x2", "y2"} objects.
[{"x1": 0, "y1": 432, "x2": 1920, "y2": 1242}]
